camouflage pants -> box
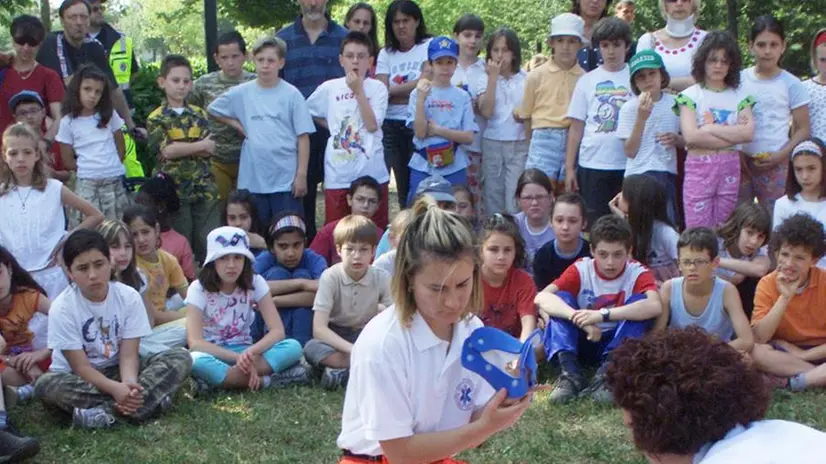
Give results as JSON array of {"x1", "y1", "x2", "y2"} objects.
[
  {"x1": 69, "y1": 176, "x2": 132, "y2": 228},
  {"x1": 34, "y1": 348, "x2": 192, "y2": 423}
]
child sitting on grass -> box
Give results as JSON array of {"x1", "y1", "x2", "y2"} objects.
[
  {"x1": 656, "y1": 227, "x2": 753, "y2": 354},
  {"x1": 254, "y1": 213, "x2": 327, "y2": 346},
  {"x1": 304, "y1": 215, "x2": 392, "y2": 390}
]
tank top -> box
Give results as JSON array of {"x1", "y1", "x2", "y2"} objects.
[
  {"x1": 669, "y1": 276, "x2": 734, "y2": 342},
  {"x1": 0, "y1": 179, "x2": 67, "y2": 271}
]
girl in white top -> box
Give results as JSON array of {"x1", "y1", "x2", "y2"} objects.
[
  {"x1": 478, "y1": 28, "x2": 529, "y2": 216},
  {"x1": 55, "y1": 65, "x2": 129, "y2": 227},
  {"x1": 186, "y1": 227, "x2": 305, "y2": 391},
  {"x1": 739, "y1": 16, "x2": 811, "y2": 213},
  {"x1": 0, "y1": 124, "x2": 102, "y2": 344},
  {"x1": 773, "y1": 139, "x2": 826, "y2": 268},
  {"x1": 375, "y1": 1, "x2": 432, "y2": 207},
  {"x1": 337, "y1": 196, "x2": 530, "y2": 464},
  {"x1": 636, "y1": 0, "x2": 707, "y2": 92},
  {"x1": 803, "y1": 29, "x2": 826, "y2": 142}
]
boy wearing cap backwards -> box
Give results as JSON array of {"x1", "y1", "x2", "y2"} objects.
[
  {"x1": 307, "y1": 31, "x2": 391, "y2": 231},
  {"x1": 406, "y1": 36, "x2": 478, "y2": 206},
  {"x1": 304, "y1": 215, "x2": 392, "y2": 390},
  {"x1": 519, "y1": 13, "x2": 586, "y2": 194},
  {"x1": 9, "y1": 90, "x2": 71, "y2": 181},
  {"x1": 565, "y1": 17, "x2": 634, "y2": 229},
  {"x1": 751, "y1": 214, "x2": 826, "y2": 392},
  {"x1": 616, "y1": 49, "x2": 683, "y2": 225},
  {"x1": 253, "y1": 213, "x2": 327, "y2": 347}
]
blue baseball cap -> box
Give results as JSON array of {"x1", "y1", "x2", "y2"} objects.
[
  {"x1": 8, "y1": 90, "x2": 44, "y2": 112},
  {"x1": 428, "y1": 36, "x2": 459, "y2": 61}
]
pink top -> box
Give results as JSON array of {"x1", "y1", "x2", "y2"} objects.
[{"x1": 160, "y1": 229, "x2": 195, "y2": 281}]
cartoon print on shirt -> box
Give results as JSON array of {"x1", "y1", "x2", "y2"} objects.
[
  {"x1": 204, "y1": 289, "x2": 253, "y2": 342},
  {"x1": 81, "y1": 315, "x2": 121, "y2": 359},
  {"x1": 704, "y1": 108, "x2": 734, "y2": 125},
  {"x1": 333, "y1": 115, "x2": 367, "y2": 160},
  {"x1": 593, "y1": 80, "x2": 630, "y2": 133}
]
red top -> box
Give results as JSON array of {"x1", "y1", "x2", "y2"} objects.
[
  {"x1": 481, "y1": 267, "x2": 537, "y2": 338},
  {"x1": 310, "y1": 218, "x2": 382, "y2": 266},
  {"x1": 0, "y1": 61, "x2": 65, "y2": 135}
]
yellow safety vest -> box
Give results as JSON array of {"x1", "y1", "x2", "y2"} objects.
[{"x1": 109, "y1": 36, "x2": 133, "y2": 90}]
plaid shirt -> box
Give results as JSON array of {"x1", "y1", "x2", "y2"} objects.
[
  {"x1": 276, "y1": 15, "x2": 348, "y2": 98},
  {"x1": 146, "y1": 103, "x2": 218, "y2": 202}
]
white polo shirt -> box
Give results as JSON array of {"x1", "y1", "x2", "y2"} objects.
[{"x1": 337, "y1": 306, "x2": 495, "y2": 456}]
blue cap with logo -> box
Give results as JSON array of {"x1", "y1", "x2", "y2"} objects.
[{"x1": 428, "y1": 36, "x2": 459, "y2": 61}]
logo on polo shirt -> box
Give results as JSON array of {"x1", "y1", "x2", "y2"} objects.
[{"x1": 454, "y1": 378, "x2": 474, "y2": 411}]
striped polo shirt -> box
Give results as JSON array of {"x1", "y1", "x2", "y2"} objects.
[{"x1": 277, "y1": 15, "x2": 348, "y2": 98}]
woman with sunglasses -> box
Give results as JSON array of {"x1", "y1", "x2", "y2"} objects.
[{"x1": 0, "y1": 15, "x2": 64, "y2": 139}]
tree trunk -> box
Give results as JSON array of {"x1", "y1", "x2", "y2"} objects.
[
  {"x1": 40, "y1": 0, "x2": 51, "y2": 32},
  {"x1": 726, "y1": 0, "x2": 738, "y2": 38}
]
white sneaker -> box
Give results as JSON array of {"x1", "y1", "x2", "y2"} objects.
[
  {"x1": 72, "y1": 407, "x2": 115, "y2": 429},
  {"x1": 269, "y1": 363, "x2": 312, "y2": 388}
]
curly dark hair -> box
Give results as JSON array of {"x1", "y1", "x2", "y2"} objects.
[
  {"x1": 606, "y1": 327, "x2": 771, "y2": 457},
  {"x1": 770, "y1": 213, "x2": 826, "y2": 259},
  {"x1": 691, "y1": 30, "x2": 742, "y2": 89},
  {"x1": 590, "y1": 215, "x2": 632, "y2": 250}
]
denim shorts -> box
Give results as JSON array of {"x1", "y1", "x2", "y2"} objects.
[{"x1": 526, "y1": 127, "x2": 569, "y2": 181}]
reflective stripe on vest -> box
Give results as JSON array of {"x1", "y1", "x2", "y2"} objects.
[{"x1": 109, "y1": 36, "x2": 133, "y2": 90}]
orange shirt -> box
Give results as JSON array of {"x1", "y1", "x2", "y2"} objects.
[
  {"x1": 752, "y1": 268, "x2": 826, "y2": 346},
  {"x1": 0, "y1": 289, "x2": 39, "y2": 352}
]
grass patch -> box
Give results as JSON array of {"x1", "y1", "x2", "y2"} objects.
[{"x1": 13, "y1": 385, "x2": 826, "y2": 463}]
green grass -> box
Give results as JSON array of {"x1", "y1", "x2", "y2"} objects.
[{"x1": 12, "y1": 385, "x2": 826, "y2": 463}]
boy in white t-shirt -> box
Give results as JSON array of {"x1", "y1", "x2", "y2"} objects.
[
  {"x1": 34, "y1": 230, "x2": 192, "y2": 429},
  {"x1": 616, "y1": 50, "x2": 683, "y2": 225},
  {"x1": 307, "y1": 31, "x2": 391, "y2": 230},
  {"x1": 536, "y1": 215, "x2": 661, "y2": 403},
  {"x1": 565, "y1": 17, "x2": 634, "y2": 229},
  {"x1": 303, "y1": 215, "x2": 392, "y2": 390}
]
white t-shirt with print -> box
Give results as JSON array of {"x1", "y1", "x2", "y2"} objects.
[
  {"x1": 376, "y1": 40, "x2": 431, "y2": 121},
  {"x1": 452, "y1": 59, "x2": 487, "y2": 152},
  {"x1": 740, "y1": 68, "x2": 810, "y2": 155},
  {"x1": 802, "y1": 79, "x2": 826, "y2": 142},
  {"x1": 307, "y1": 77, "x2": 390, "y2": 189},
  {"x1": 185, "y1": 274, "x2": 270, "y2": 346},
  {"x1": 567, "y1": 65, "x2": 633, "y2": 170},
  {"x1": 477, "y1": 70, "x2": 528, "y2": 141},
  {"x1": 677, "y1": 84, "x2": 754, "y2": 152},
  {"x1": 616, "y1": 93, "x2": 679, "y2": 175},
  {"x1": 48, "y1": 282, "x2": 152, "y2": 372},
  {"x1": 55, "y1": 111, "x2": 126, "y2": 179}
]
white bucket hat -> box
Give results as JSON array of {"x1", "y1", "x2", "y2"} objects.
[
  {"x1": 204, "y1": 226, "x2": 255, "y2": 265},
  {"x1": 549, "y1": 13, "x2": 586, "y2": 42}
]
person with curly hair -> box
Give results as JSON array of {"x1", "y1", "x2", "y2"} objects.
[
  {"x1": 751, "y1": 213, "x2": 826, "y2": 391},
  {"x1": 607, "y1": 327, "x2": 826, "y2": 463}
]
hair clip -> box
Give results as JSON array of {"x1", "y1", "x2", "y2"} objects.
[{"x1": 462, "y1": 327, "x2": 542, "y2": 399}]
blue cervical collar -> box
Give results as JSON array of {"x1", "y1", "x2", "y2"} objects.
[{"x1": 461, "y1": 327, "x2": 542, "y2": 399}]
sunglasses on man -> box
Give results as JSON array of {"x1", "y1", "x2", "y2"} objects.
[{"x1": 14, "y1": 36, "x2": 41, "y2": 47}]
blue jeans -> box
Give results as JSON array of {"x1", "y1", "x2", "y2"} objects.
[
  {"x1": 252, "y1": 265, "x2": 315, "y2": 346},
  {"x1": 639, "y1": 170, "x2": 679, "y2": 227},
  {"x1": 526, "y1": 127, "x2": 568, "y2": 181},
  {"x1": 253, "y1": 192, "x2": 302, "y2": 229},
  {"x1": 190, "y1": 340, "x2": 303, "y2": 386},
  {"x1": 543, "y1": 291, "x2": 652, "y2": 365},
  {"x1": 407, "y1": 168, "x2": 468, "y2": 207}
]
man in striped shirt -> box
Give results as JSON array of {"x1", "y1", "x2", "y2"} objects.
[{"x1": 277, "y1": 0, "x2": 348, "y2": 241}]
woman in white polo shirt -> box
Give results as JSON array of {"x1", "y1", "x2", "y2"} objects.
[{"x1": 337, "y1": 196, "x2": 531, "y2": 464}]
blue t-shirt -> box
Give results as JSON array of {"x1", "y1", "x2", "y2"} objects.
[
  {"x1": 208, "y1": 80, "x2": 316, "y2": 194},
  {"x1": 406, "y1": 85, "x2": 478, "y2": 176},
  {"x1": 253, "y1": 249, "x2": 328, "y2": 282}
]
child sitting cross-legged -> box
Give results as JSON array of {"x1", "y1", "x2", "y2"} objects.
[
  {"x1": 304, "y1": 215, "x2": 392, "y2": 390},
  {"x1": 535, "y1": 215, "x2": 661, "y2": 403},
  {"x1": 187, "y1": 227, "x2": 309, "y2": 393},
  {"x1": 655, "y1": 227, "x2": 754, "y2": 354},
  {"x1": 751, "y1": 213, "x2": 826, "y2": 392},
  {"x1": 254, "y1": 213, "x2": 327, "y2": 347}
]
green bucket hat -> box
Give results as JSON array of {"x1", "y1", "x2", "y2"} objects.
[{"x1": 629, "y1": 49, "x2": 664, "y2": 76}]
